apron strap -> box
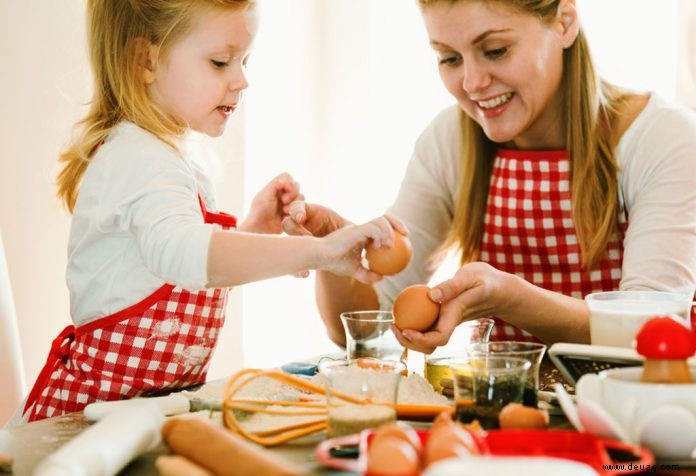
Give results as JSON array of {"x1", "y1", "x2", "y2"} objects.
[{"x1": 23, "y1": 324, "x2": 76, "y2": 415}]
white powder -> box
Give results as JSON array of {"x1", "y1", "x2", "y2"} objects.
[
  {"x1": 327, "y1": 404, "x2": 396, "y2": 437},
  {"x1": 188, "y1": 371, "x2": 449, "y2": 435},
  {"x1": 398, "y1": 374, "x2": 450, "y2": 406}
]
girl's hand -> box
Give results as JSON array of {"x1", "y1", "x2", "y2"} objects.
[
  {"x1": 315, "y1": 215, "x2": 399, "y2": 283},
  {"x1": 392, "y1": 262, "x2": 512, "y2": 354},
  {"x1": 240, "y1": 173, "x2": 303, "y2": 234}
]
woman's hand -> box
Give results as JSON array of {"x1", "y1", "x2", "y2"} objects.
[
  {"x1": 282, "y1": 201, "x2": 350, "y2": 238},
  {"x1": 239, "y1": 172, "x2": 303, "y2": 234},
  {"x1": 392, "y1": 262, "x2": 514, "y2": 354}
]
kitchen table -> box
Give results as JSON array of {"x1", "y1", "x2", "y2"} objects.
[{"x1": 3, "y1": 362, "x2": 695, "y2": 475}]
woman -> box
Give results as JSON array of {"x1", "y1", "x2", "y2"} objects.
[{"x1": 284, "y1": 0, "x2": 696, "y2": 353}]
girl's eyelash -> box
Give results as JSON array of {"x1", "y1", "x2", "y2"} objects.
[{"x1": 211, "y1": 60, "x2": 229, "y2": 68}]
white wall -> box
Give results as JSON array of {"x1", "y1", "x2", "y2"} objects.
[{"x1": 0, "y1": 1, "x2": 87, "y2": 396}]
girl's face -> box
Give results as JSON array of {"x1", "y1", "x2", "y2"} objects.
[
  {"x1": 422, "y1": 1, "x2": 575, "y2": 149},
  {"x1": 148, "y1": 7, "x2": 256, "y2": 137}
]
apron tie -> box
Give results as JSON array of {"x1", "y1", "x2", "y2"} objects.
[{"x1": 23, "y1": 325, "x2": 76, "y2": 415}]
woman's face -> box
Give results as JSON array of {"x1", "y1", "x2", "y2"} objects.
[{"x1": 422, "y1": 1, "x2": 575, "y2": 149}]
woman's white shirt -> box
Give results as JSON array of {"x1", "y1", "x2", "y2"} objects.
[{"x1": 374, "y1": 94, "x2": 696, "y2": 308}]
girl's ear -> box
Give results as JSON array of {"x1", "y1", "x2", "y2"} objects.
[
  {"x1": 133, "y1": 38, "x2": 158, "y2": 84},
  {"x1": 556, "y1": 0, "x2": 579, "y2": 49}
]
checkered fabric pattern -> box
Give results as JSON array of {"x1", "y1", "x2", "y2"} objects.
[
  {"x1": 480, "y1": 149, "x2": 624, "y2": 342},
  {"x1": 25, "y1": 196, "x2": 237, "y2": 422},
  {"x1": 28, "y1": 286, "x2": 227, "y2": 421}
]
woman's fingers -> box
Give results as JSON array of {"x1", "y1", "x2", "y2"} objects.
[
  {"x1": 281, "y1": 216, "x2": 312, "y2": 236},
  {"x1": 391, "y1": 325, "x2": 439, "y2": 354}
]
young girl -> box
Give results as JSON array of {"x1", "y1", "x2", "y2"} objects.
[
  {"x1": 284, "y1": 0, "x2": 696, "y2": 352},
  {"x1": 21, "y1": 0, "x2": 400, "y2": 423}
]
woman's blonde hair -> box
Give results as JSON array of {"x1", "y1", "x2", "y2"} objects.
[
  {"x1": 57, "y1": 0, "x2": 253, "y2": 212},
  {"x1": 419, "y1": 0, "x2": 625, "y2": 270}
]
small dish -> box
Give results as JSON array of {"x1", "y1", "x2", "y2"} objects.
[{"x1": 573, "y1": 366, "x2": 696, "y2": 460}]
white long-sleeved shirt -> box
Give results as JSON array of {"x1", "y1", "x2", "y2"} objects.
[
  {"x1": 374, "y1": 94, "x2": 696, "y2": 308},
  {"x1": 68, "y1": 122, "x2": 221, "y2": 326}
]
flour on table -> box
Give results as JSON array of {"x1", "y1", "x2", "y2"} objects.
[{"x1": 186, "y1": 371, "x2": 448, "y2": 434}]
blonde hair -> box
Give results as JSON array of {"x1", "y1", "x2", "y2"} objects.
[
  {"x1": 419, "y1": 0, "x2": 625, "y2": 270},
  {"x1": 57, "y1": 0, "x2": 253, "y2": 212}
]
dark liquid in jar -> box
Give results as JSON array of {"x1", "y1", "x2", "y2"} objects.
[
  {"x1": 455, "y1": 399, "x2": 501, "y2": 429},
  {"x1": 453, "y1": 373, "x2": 525, "y2": 429},
  {"x1": 522, "y1": 382, "x2": 538, "y2": 407}
]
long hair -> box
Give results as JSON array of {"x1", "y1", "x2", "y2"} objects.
[
  {"x1": 418, "y1": 0, "x2": 624, "y2": 270},
  {"x1": 57, "y1": 0, "x2": 253, "y2": 213}
]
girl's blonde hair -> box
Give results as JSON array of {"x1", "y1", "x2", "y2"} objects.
[
  {"x1": 419, "y1": 0, "x2": 625, "y2": 270},
  {"x1": 57, "y1": 0, "x2": 253, "y2": 212}
]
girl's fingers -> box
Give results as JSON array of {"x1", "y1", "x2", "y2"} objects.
[
  {"x1": 351, "y1": 267, "x2": 382, "y2": 284},
  {"x1": 360, "y1": 216, "x2": 395, "y2": 249},
  {"x1": 384, "y1": 213, "x2": 409, "y2": 236},
  {"x1": 281, "y1": 191, "x2": 303, "y2": 205},
  {"x1": 287, "y1": 201, "x2": 307, "y2": 224}
]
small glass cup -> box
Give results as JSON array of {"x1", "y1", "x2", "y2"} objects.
[
  {"x1": 451, "y1": 355, "x2": 530, "y2": 430},
  {"x1": 340, "y1": 311, "x2": 406, "y2": 364},
  {"x1": 423, "y1": 318, "x2": 494, "y2": 393},
  {"x1": 318, "y1": 358, "x2": 406, "y2": 438},
  {"x1": 585, "y1": 291, "x2": 692, "y2": 348},
  {"x1": 466, "y1": 341, "x2": 547, "y2": 407}
]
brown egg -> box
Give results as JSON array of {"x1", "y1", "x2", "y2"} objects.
[
  {"x1": 366, "y1": 436, "x2": 420, "y2": 475},
  {"x1": 393, "y1": 285, "x2": 440, "y2": 332},
  {"x1": 366, "y1": 230, "x2": 413, "y2": 276},
  {"x1": 370, "y1": 423, "x2": 422, "y2": 454},
  {"x1": 424, "y1": 418, "x2": 478, "y2": 468},
  {"x1": 498, "y1": 403, "x2": 548, "y2": 430}
]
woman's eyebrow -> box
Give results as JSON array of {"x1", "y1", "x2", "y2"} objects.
[
  {"x1": 472, "y1": 28, "x2": 512, "y2": 45},
  {"x1": 430, "y1": 28, "x2": 512, "y2": 49}
]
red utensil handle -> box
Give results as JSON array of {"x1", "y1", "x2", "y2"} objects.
[
  {"x1": 314, "y1": 433, "x2": 362, "y2": 473},
  {"x1": 599, "y1": 438, "x2": 654, "y2": 475}
]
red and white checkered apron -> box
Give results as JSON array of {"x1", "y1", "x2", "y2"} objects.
[
  {"x1": 479, "y1": 149, "x2": 625, "y2": 342},
  {"x1": 24, "y1": 196, "x2": 236, "y2": 422}
]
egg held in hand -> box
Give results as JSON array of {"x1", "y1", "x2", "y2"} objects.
[
  {"x1": 365, "y1": 230, "x2": 413, "y2": 276},
  {"x1": 393, "y1": 285, "x2": 440, "y2": 332}
]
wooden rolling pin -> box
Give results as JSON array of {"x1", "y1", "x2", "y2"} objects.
[
  {"x1": 155, "y1": 455, "x2": 212, "y2": 476},
  {"x1": 162, "y1": 418, "x2": 305, "y2": 476},
  {"x1": 0, "y1": 452, "x2": 12, "y2": 474}
]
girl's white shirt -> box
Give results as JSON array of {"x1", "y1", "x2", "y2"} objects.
[
  {"x1": 374, "y1": 94, "x2": 696, "y2": 308},
  {"x1": 68, "y1": 122, "x2": 221, "y2": 326}
]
